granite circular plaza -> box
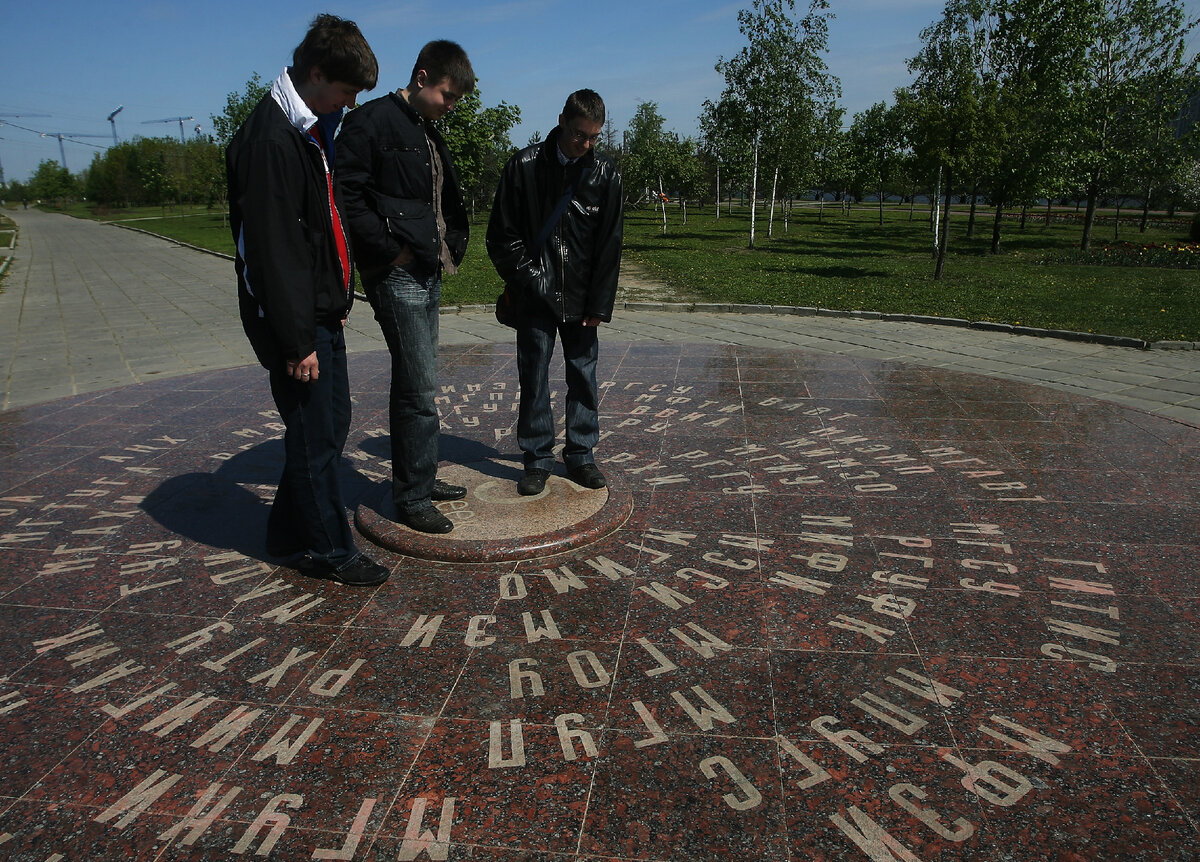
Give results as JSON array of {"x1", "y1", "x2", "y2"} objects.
[{"x1": 0, "y1": 341, "x2": 1197, "y2": 860}]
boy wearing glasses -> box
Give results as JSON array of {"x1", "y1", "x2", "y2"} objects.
[{"x1": 486, "y1": 89, "x2": 624, "y2": 496}]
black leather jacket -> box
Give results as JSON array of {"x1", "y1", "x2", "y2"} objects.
[
  {"x1": 487, "y1": 126, "x2": 623, "y2": 322},
  {"x1": 336, "y1": 92, "x2": 469, "y2": 277}
]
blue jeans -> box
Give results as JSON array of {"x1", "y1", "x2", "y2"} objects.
[
  {"x1": 516, "y1": 315, "x2": 599, "y2": 472},
  {"x1": 262, "y1": 322, "x2": 360, "y2": 569},
  {"x1": 365, "y1": 265, "x2": 441, "y2": 513}
]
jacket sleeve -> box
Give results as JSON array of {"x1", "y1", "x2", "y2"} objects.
[
  {"x1": 336, "y1": 108, "x2": 404, "y2": 270},
  {"x1": 486, "y1": 154, "x2": 548, "y2": 297},
  {"x1": 586, "y1": 167, "x2": 624, "y2": 322},
  {"x1": 234, "y1": 137, "x2": 318, "y2": 360}
]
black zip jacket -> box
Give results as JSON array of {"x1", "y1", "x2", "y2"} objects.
[
  {"x1": 336, "y1": 92, "x2": 469, "y2": 276},
  {"x1": 486, "y1": 125, "x2": 623, "y2": 323},
  {"x1": 226, "y1": 92, "x2": 353, "y2": 364}
]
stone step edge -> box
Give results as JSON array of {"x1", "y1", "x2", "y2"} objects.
[{"x1": 442, "y1": 301, "x2": 1186, "y2": 351}]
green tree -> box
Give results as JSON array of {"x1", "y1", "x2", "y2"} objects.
[
  {"x1": 699, "y1": 95, "x2": 752, "y2": 217},
  {"x1": 1072, "y1": 0, "x2": 1199, "y2": 249},
  {"x1": 623, "y1": 101, "x2": 692, "y2": 233},
  {"x1": 980, "y1": 0, "x2": 1093, "y2": 252},
  {"x1": 848, "y1": 101, "x2": 905, "y2": 224},
  {"x1": 211, "y1": 73, "x2": 270, "y2": 147},
  {"x1": 716, "y1": 0, "x2": 839, "y2": 247},
  {"x1": 907, "y1": 1, "x2": 995, "y2": 278},
  {"x1": 27, "y1": 160, "x2": 77, "y2": 203},
  {"x1": 812, "y1": 104, "x2": 848, "y2": 220},
  {"x1": 83, "y1": 136, "x2": 224, "y2": 207},
  {"x1": 437, "y1": 87, "x2": 521, "y2": 217}
]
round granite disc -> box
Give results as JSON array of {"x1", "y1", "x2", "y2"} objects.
[{"x1": 355, "y1": 458, "x2": 632, "y2": 562}]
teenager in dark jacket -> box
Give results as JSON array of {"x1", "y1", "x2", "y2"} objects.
[
  {"x1": 337, "y1": 40, "x2": 473, "y2": 535},
  {"x1": 226, "y1": 14, "x2": 389, "y2": 586},
  {"x1": 487, "y1": 89, "x2": 624, "y2": 496}
]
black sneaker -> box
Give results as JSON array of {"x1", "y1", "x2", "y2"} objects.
[
  {"x1": 431, "y1": 478, "x2": 467, "y2": 501},
  {"x1": 518, "y1": 468, "x2": 550, "y2": 496},
  {"x1": 568, "y1": 463, "x2": 606, "y2": 489},
  {"x1": 399, "y1": 503, "x2": 454, "y2": 534},
  {"x1": 305, "y1": 554, "x2": 390, "y2": 586}
]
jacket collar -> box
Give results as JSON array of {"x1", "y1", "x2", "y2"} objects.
[
  {"x1": 271, "y1": 67, "x2": 317, "y2": 134},
  {"x1": 390, "y1": 90, "x2": 425, "y2": 127}
]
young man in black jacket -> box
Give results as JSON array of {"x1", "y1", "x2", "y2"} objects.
[
  {"x1": 226, "y1": 14, "x2": 389, "y2": 586},
  {"x1": 337, "y1": 40, "x2": 474, "y2": 535},
  {"x1": 487, "y1": 89, "x2": 624, "y2": 496}
]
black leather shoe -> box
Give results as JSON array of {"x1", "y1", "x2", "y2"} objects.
[
  {"x1": 399, "y1": 504, "x2": 453, "y2": 534},
  {"x1": 568, "y1": 463, "x2": 606, "y2": 489},
  {"x1": 303, "y1": 554, "x2": 390, "y2": 586},
  {"x1": 431, "y1": 478, "x2": 467, "y2": 501},
  {"x1": 518, "y1": 468, "x2": 550, "y2": 496}
]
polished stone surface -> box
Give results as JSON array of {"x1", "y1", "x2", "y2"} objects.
[{"x1": 0, "y1": 341, "x2": 1197, "y2": 860}]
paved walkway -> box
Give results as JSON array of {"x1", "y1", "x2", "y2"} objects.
[{"x1": 3, "y1": 207, "x2": 1200, "y2": 426}]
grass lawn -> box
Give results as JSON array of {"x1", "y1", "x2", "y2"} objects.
[
  {"x1": 623, "y1": 203, "x2": 1200, "y2": 342},
  {"x1": 44, "y1": 199, "x2": 1200, "y2": 342}
]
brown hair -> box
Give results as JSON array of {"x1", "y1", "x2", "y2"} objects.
[
  {"x1": 562, "y1": 89, "x2": 605, "y2": 125},
  {"x1": 410, "y1": 40, "x2": 476, "y2": 94},
  {"x1": 293, "y1": 13, "x2": 378, "y2": 90}
]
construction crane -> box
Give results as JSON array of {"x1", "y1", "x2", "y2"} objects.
[
  {"x1": 142, "y1": 115, "x2": 195, "y2": 143},
  {"x1": 39, "y1": 131, "x2": 109, "y2": 172},
  {"x1": 107, "y1": 106, "x2": 124, "y2": 145},
  {"x1": 0, "y1": 114, "x2": 52, "y2": 183}
]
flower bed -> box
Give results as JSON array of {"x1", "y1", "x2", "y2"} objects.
[{"x1": 1045, "y1": 241, "x2": 1200, "y2": 269}]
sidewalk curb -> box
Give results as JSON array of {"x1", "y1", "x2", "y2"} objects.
[
  {"x1": 107, "y1": 220, "x2": 235, "y2": 261},
  {"x1": 105, "y1": 221, "x2": 1187, "y2": 352},
  {"x1": 567, "y1": 301, "x2": 1165, "y2": 351}
]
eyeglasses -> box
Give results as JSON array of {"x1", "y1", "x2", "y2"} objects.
[{"x1": 568, "y1": 126, "x2": 602, "y2": 144}]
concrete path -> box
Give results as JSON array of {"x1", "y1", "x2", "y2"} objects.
[{"x1": 3, "y1": 207, "x2": 1200, "y2": 425}]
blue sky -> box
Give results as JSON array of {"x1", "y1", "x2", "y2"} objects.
[{"x1": 3, "y1": 0, "x2": 1198, "y2": 185}]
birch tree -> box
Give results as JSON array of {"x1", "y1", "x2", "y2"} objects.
[{"x1": 716, "y1": 0, "x2": 839, "y2": 248}]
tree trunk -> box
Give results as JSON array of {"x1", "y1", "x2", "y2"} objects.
[
  {"x1": 878, "y1": 183, "x2": 884, "y2": 225},
  {"x1": 908, "y1": 185, "x2": 916, "y2": 221},
  {"x1": 1113, "y1": 199, "x2": 1121, "y2": 242},
  {"x1": 682, "y1": 198, "x2": 687, "y2": 226},
  {"x1": 749, "y1": 138, "x2": 759, "y2": 249},
  {"x1": 1140, "y1": 183, "x2": 1151, "y2": 233},
  {"x1": 1045, "y1": 197, "x2": 1052, "y2": 226},
  {"x1": 768, "y1": 166, "x2": 779, "y2": 238},
  {"x1": 931, "y1": 167, "x2": 941, "y2": 258},
  {"x1": 991, "y1": 203, "x2": 1004, "y2": 254},
  {"x1": 966, "y1": 181, "x2": 978, "y2": 238},
  {"x1": 658, "y1": 176, "x2": 667, "y2": 236},
  {"x1": 715, "y1": 164, "x2": 721, "y2": 219},
  {"x1": 1019, "y1": 206, "x2": 1027, "y2": 231},
  {"x1": 935, "y1": 168, "x2": 952, "y2": 279},
  {"x1": 1080, "y1": 185, "x2": 1098, "y2": 251}
]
